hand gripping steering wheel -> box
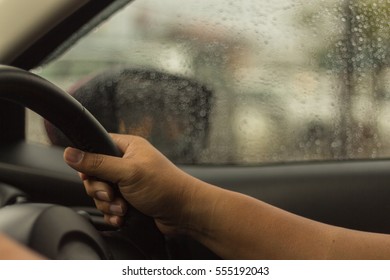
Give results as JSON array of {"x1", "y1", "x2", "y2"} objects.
[{"x1": 0, "y1": 65, "x2": 167, "y2": 259}]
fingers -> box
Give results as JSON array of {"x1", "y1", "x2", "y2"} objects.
[
  {"x1": 94, "y1": 197, "x2": 127, "y2": 227},
  {"x1": 83, "y1": 179, "x2": 127, "y2": 227},
  {"x1": 83, "y1": 178, "x2": 114, "y2": 201},
  {"x1": 83, "y1": 179, "x2": 127, "y2": 215},
  {"x1": 64, "y1": 147, "x2": 133, "y2": 184},
  {"x1": 94, "y1": 198, "x2": 126, "y2": 216},
  {"x1": 63, "y1": 135, "x2": 151, "y2": 228},
  {"x1": 97, "y1": 199, "x2": 126, "y2": 227},
  {"x1": 104, "y1": 214, "x2": 124, "y2": 227}
]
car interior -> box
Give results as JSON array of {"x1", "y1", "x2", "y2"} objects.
[{"x1": 1, "y1": 0, "x2": 390, "y2": 259}]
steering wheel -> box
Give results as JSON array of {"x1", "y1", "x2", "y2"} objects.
[{"x1": 0, "y1": 65, "x2": 167, "y2": 259}]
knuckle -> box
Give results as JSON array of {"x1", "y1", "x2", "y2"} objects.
[
  {"x1": 94, "y1": 199, "x2": 109, "y2": 213},
  {"x1": 90, "y1": 153, "x2": 104, "y2": 170}
]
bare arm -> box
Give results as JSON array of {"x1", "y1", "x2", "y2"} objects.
[
  {"x1": 184, "y1": 183, "x2": 390, "y2": 259},
  {"x1": 0, "y1": 233, "x2": 45, "y2": 260},
  {"x1": 64, "y1": 134, "x2": 390, "y2": 259}
]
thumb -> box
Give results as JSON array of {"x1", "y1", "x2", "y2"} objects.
[{"x1": 63, "y1": 147, "x2": 129, "y2": 184}]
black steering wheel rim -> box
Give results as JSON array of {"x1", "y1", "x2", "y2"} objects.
[
  {"x1": 0, "y1": 65, "x2": 121, "y2": 156},
  {"x1": 0, "y1": 65, "x2": 167, "y2": 259}
]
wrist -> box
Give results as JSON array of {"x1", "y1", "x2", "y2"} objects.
[{"x1": 179, "y1": 177, "x2": 224, "y2": 240}]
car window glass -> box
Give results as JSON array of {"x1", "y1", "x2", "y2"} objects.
[{"x1": 30, "y1": 0, "x2": 390, "y2": 164}]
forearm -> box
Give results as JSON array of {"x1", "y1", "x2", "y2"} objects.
[
  {"x1": 63, "y1": 140, "x2": 390, "y2": 260},
  {"x1": 0, "y1": 234, "x2": 45, "y2": 260},
  {"x1": 183, "y1": 181, "x2": 390, "y2": 259}
]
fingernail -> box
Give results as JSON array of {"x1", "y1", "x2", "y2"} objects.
[
  {"x1": 64, "y1": 148, "x2": 84, "y2": 164},
  {"x1": 109, "y1": 216, "x2": 119, "y2": 226},
  {"x1": 109, "y1": 204, "x2": 124, "y2": 216},
  {"x1": 95, "y1": 191, "x2": 110, "y2": 202}
]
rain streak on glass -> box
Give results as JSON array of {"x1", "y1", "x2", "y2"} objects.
[{"x1": 34, "y1": 0, "x2": 390, "y2": 165}]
